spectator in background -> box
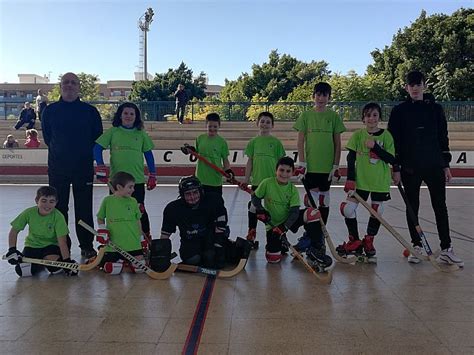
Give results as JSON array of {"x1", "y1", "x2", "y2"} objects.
[
  {"x1": 35, "y1": 89, "x2": 49, "y2": 121},
  {"x1": 3, "y1": 134, "x2": 19, "y2": 149},
  {"x1": 174, "y1": 83, "x2": 188, "y2": 124},
  {"x1": 24, "y1": 129, "x2": 41, "y2": 148},
  {"x1": 42, "y1": 72, "x2": 103, "y2": 259},
  {"x1": 14, "y1": 102, "x2": 36, "y2": 130}
]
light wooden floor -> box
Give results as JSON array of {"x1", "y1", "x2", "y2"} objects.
[{"x1": 0, "y1": 184, "x2": 472, "y2": 354}]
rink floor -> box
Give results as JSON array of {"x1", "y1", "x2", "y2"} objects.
[{"x1": 0, "y1": 184, "x2": 473, "y2": 355}]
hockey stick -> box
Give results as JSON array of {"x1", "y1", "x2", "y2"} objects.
[
  {"x1": 78, "y1": 220, "x2": 177, "y2": 280},
  {"x1": 177, "y1": 258, "x2": 247, "y2": 278},
  {"x1": 397, "y1": 183, "x2": 458, "y2": 272},
  {"x1": 280, "y1": 233, "x2": 332, "y2": 284},
  {"x1": 182, "y1": 144, "x2": 253, "y2": 193},
  {"x1": 349, "y1": 191, "x2": 456, "y2": 272},
  {"x1": 2, "y1": 246, "x2": 106, "y2": 272},
  {"x1": 301, "y1": 177, "x2": 356, "y2": 264}
]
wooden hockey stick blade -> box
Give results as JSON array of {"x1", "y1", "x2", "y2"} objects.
[
  {"x1": 349, "y1": 191, "x2": 436, "y2": 263},
  {"x1": 78, "y1": 220, "x2": 177, "y2": 279},
  {"x1": 2, "y1": 246, "x2": 106, "y2": 272},
  {"x1": 177, "y1": 258, "x2": 247, "y2": 278},
  {"x1": 320, "y1": 220, "x2": 357, "y2": 264},
  {"x1": 288, "y1": 244, "x2": 332, "y2": 284}
]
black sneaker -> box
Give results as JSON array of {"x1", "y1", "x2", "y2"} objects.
[{"x1": 81, "y1": 248, "x2": 97, "y2": 259}]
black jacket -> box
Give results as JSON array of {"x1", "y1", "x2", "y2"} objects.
[
  {"x1": 41, "y1": 97, "x2": 103, "y2": 176},
  {"x1": 388, "y1": 99, "x2": 450, "y2": 171}
]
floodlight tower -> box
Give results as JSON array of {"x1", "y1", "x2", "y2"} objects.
[{"x1": 138, "y1": 7, "x2": 154, "y2": 81}]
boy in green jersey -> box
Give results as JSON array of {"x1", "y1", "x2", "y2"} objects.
[
  {"x1": 251, "y1": 157, "x2": 333, "y2": 270},
  {"x1": 6, "y1": 186, "x2": 78, "y2": 277},
  {"x1": 181, "y1": 113, "x2": 234, "y2": 205},
  {"x1": 337, "y1": 103, "x2": 397, "y2": 259},
  {"x1": 293, "y1": 82, "x2": 346, "y2": 225},
  {"x1": 95, "y1": 172, "x2": 145, "y2": 275},
  {"x1": 243, "y1": 112, "x2": 286, "y2": 246}
]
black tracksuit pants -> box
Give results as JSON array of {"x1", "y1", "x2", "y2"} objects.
[
  {"x1": 401, "y1": 167, "x2": 451, "y2": 250},
  {"x1": 49, "y1": 171, "x2": 94, "y2": 251}
]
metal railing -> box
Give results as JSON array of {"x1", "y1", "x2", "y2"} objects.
[{"x1": 1, "y1": 100, "x2": 473, "y2": 122}]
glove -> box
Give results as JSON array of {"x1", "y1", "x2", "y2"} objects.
[
  {"x1": 95, "y1": 165, "x2": 109, "y2": 183},
  {"x1": 272, "y1": 224, "x2": 287, "y2": 237},
  {"x1": 328, "y1": 165, "x2": 340, "y2": 182},
  {"x1": 141, "y1": 235, "x2": 149, "y2": 251},
  {"x1": 225, "y1": 169, "x2": 235, "y2": 182},
  {"x1": 180, "y1": 144, "x2": 196, "y2": 155},
  {"x1": 5, "y1": 247, "x2": 23, "y2": 265},
  {"x1": 96, "y1": 225, "x2": 110, "y2": 245},
  {"x1": 62, "y1": 258, "x2": 79, "y2": 276},
  {"x1": 256, "y1": 209, "x2": 271, "y2": 224},
  {"x1": 369, "y1": 149, "x2": 380, "y2": 164},
  {"x1": 344, "y1": 180, "x2": 356, "y2": 193},
  {"x1": 294, "y1": 162, "x2": 307, "y2": 179},
  {"x1": 147, "y1": 173, "x2": 157, "y2": 191}
]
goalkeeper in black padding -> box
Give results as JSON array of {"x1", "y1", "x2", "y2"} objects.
[
  {"x1": 156, "y1": 176, "x2": 251, "y2": 270},
  {"x1": 251, "y1": 156, "x2": 333, "y2": 271}
]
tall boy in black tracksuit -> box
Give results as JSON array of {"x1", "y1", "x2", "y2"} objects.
[{"x1": 388, "y1": 70, "x2": 463, "y2": 267}]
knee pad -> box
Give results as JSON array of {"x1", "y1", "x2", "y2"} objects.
[
  {"x1": 103, "y1": 261, "x2": 124, "y2": 275},
  {"x1": 319, "y1": 191, "x2": 330, "y2": 207},
  {"x1": 303, "y1": 207, "x2": 321, "y2": 224},
  {"x1": 340, "y1": 201, "x2": 358, "y2": 219},
  {"x1": 371, "y1": 201, "x2": 384, "y2": 216},
  {"x1": 15, "y1": 263, "x2": 33, "y2": 277},
  {"x1": 248, "y1": 201, "x2": 256, "y2": 213}
]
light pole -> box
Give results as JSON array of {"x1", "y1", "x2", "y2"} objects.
[{"x1": 138, "y1": 7, "x2": 154, "y2": 81}]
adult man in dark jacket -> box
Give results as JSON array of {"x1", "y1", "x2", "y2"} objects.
[
  {"x1": 41, "y1": 72, "x2": 103, "y2": 258},
  {"x1": 388, "y1": 70, "x2": 463, "y2": 267},
  {"x1": 174, "y1": 84, "x2": 188, "y2": 124}
]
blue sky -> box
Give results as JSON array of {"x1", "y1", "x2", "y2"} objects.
[{"x1": 0, "y1": 0, "x2": 470, "y2": 85}]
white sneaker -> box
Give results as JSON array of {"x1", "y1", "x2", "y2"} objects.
[
  {"x1": 438, "y1": 247, "x2": 464, "y2": 267},
  {"x1": 408, "y1": 245, "x2": 424, "y2": 264}
]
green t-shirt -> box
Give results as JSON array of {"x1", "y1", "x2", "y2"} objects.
[
  {"x1": 244, "y1": 135, "x2": 286, "y2": 185},
  {"x1": 254, "y1": 177, "x2": 300, "y2": 230},
  {"x1": 11, "y1": 207, "x2": 69, "y2": 248},
  {"x1": 346, "y1": 128, "x2": 395, "y2": 193},
  {"x1": 96, "y1": 126, "x2": 154, "y2": 184},
  {"x1": 293, "y1": 109, "x2": 346, "y2": 173},
  {"x1": 195, "y1": 134, "x2": 229, "y2": 186},
  {"x1": 97, "y1": 195, "x2": 142, "y2": 252}
]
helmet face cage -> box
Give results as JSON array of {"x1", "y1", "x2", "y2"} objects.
[{"x1": 178, "y1": 176, "x2": 203, "y2": 199}]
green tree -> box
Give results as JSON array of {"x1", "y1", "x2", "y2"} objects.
[
  {"x1": 129, "y1": 62, "x2": 207, "y2": 101},
  {"x1": 368, "y1": 8, "x2": 473, "y2": 100},
  {"x1": 221, "y1": 50, "x2": 330, "y2": 102}
]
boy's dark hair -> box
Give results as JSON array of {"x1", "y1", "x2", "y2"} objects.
[
  {"x1": 35, "y1": 186, "x2": 58, "y2": 201},
  {"x1": 406, "y1": 70, "x2": 425, "y2": 86},
  {"x1": 276, "y1": 156, "x2": 295, "y2": 170},
  {"x1": 257, "y1": 111, "x2": 274, "y2": 125},
  {"x1": 361, "y1": 102, "x2": 382, "y2": 121},
  {"x1": 112, "y1": 102, "x2": 143, "y2": 130},
  {"x1": 206, "y1": 112, "x2": 221, "y2": 125},
  {"x1": 110, "y1": 171, "x2": 135, "y2": 189},
  {"x1": 313, "y1": 82, "x2": 332, "y2": 96}
]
